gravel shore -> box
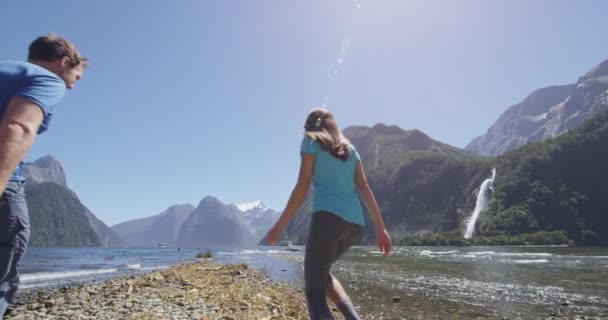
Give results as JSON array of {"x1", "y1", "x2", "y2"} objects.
[
  {"x1": 5, "y1": 261, "x2": 321, "y2": 320},
  {"x1": 7, "y1": 260, "x2": 596, "y2": 320}
]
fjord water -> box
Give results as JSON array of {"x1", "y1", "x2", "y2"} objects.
[
  {"x1": 336, "y1": 246, "x2": 608, "y2": 319},
  {"x1": 19, "y1": 246, "x2": 608, "y2": 319}
]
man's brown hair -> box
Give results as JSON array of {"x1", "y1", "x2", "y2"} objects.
[{"x1": 28, "y1": 33, "x2": 88, "y2": 68}]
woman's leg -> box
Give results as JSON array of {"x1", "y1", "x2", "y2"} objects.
[
  {"x1": 304, "y1": 212, "x2": 341, "y2": 320},
  {"x1": 327, "y1": 274, "x2": 361, "y2": 320},
  {"x1": 326, "y1": 219, "x2": 364, "y2": 320}
]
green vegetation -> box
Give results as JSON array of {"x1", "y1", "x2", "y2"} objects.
[
  {"x1": 480, "y1": 109, "x2": 608, "y2": 245},
  {"x1": 24, "y1": 109, "x2": 608, "y2": 247},
  {"x1": 196, "y1": 250, "x2": 213, "y2": 259},
  {"x1": 368, "y1": 152, "x2": 489, "y2": 233},
  {"x1": 344, "y1": 125, "x2": 490, "y2": 245},
  {"x1": 349, "y1": 110, "x2": 608, "y2": 246},
  {"x1": 26, "y1": 182, "x2": 101, "y2": 247},
  {"x1": 399, "y1": 230, "x2": 572, "y2": 246}
]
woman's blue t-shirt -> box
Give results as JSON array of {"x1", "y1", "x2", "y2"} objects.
[{"x1": 300, "y1": 136, "x2": 364, "y2": 226}]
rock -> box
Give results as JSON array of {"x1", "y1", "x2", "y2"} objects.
[
  {"x1": 467, "y1": 58, "x2": 608, "y2": 156},
  {"x1": 151, "y1": 274, "x2": 165, "y2": 281},
  {"x1": 229, "y1": 270, "x2": 244, "y2": 276}
]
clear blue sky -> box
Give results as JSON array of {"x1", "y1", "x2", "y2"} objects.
[{"x1": 2, "y1": 0, "x2": 607, "y2": 226}]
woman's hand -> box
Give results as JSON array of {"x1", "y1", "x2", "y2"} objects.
[
  {"x1": 376, "y1": 228, "x2": 392, "y2": 256},
  {"x1": 266, "y1": 224, "x2": 282, "y2": 245}
]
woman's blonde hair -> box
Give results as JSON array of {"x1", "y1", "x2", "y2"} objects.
[{"x1": 304, "y1": 108, "x2": 351, "y2": 161}]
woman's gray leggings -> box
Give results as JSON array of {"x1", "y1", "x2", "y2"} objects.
[{"x1": 304, "y1": 211, "x2": 363, "y2": 320}]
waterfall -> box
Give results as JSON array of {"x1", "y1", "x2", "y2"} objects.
[{"x1": 464, "y1": 169, "x2": 496, "y2": 239}]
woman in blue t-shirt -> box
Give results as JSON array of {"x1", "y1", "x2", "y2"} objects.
[{"x1": 267, "y1": 108, "x2": 392, "y2": 320}]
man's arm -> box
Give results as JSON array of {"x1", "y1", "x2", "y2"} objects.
[{"x1": 0, "y1": 97, "x2": 44, "y2": 193}]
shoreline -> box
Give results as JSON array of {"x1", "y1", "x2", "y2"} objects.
[
  {"x1": 9, "y1": 249, "x2": 606, "y2": 320},
  {"x1": 6, "y1": 261, "x2": 315, "y2": 320}
]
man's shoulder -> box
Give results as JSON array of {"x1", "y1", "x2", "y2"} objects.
[
  {"x1": 2, "y1": 61, "x2": 66, "y2": 118},
  {"x1": 0, "y1": 60, "x2": 26, "y2": 77},
  {"x1": 0, "y1": 61, "x2": 61, "y2": 82},
  {"x1": 0, "y1": 60, "x2": 26, "y2": 68},
  {"x1": 0, "y1": 60, "x2": 34, "y2": 73}
]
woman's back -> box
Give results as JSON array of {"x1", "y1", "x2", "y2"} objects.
[{"x1": 301, "y1": 136, "x2": 364, "y2": 226}]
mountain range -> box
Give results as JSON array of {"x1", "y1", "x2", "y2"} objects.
[
  {"x1": 20, "y1": 56, "x2": 608, "y2": 246},
  {"x1": 466, "y1": 59, "x2": 608, "y2": 156},
  {"x1": 23, "y1": 156, "x2": 123, "y2": 247},
  {"x1": 270, "y1": 57, "x2": 608, "y2": 246},
  {"x1": 112, "y1": 198, "x2": 279, "y2": 247},
  {"x1": 23, "y1": 156, "x2": 279, "y2": 247}
]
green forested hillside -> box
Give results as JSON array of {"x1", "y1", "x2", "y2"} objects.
[
  {"x1": 280, "y1": 111, "x2": 608, "y2": 246},
  {"x1": 275, "y1": 125, "x2": 488, "y2": 245},
  {"x1": 479, "y1": 109, "x2": 608, "y2": 245},
  {"x1": 344, "y1": 124, "x2": 489, "y2": 241},
  {"x1": 27, "y1": 182, "x2": 102, "y2": 247}
]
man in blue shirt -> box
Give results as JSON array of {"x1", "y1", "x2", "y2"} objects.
[{"x1": 0, "y1": 34, "x2": 87, "y2": 317}]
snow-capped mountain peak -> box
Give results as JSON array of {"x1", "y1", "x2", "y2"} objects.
[
  {"x1": 236, "y1": 201, "x2": 266, "y2": 212},
  {"x1": 234, "y1": 201, "x2": 280, "y2": 239}
]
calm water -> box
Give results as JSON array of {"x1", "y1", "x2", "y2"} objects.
[
  {"x1": 18, "y1": 246, "x2": 302, "y2": 290},
  {"x1": 18, "y1": 246, "x2": 608, "y2": 319}
]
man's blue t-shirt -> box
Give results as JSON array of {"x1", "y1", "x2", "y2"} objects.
[
  {"x1": 300, "y1": 136, "x2": 365, "y2": 226},
  {"x1": 0, "y1": 61, "x2": 66, "y2": 181}
]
